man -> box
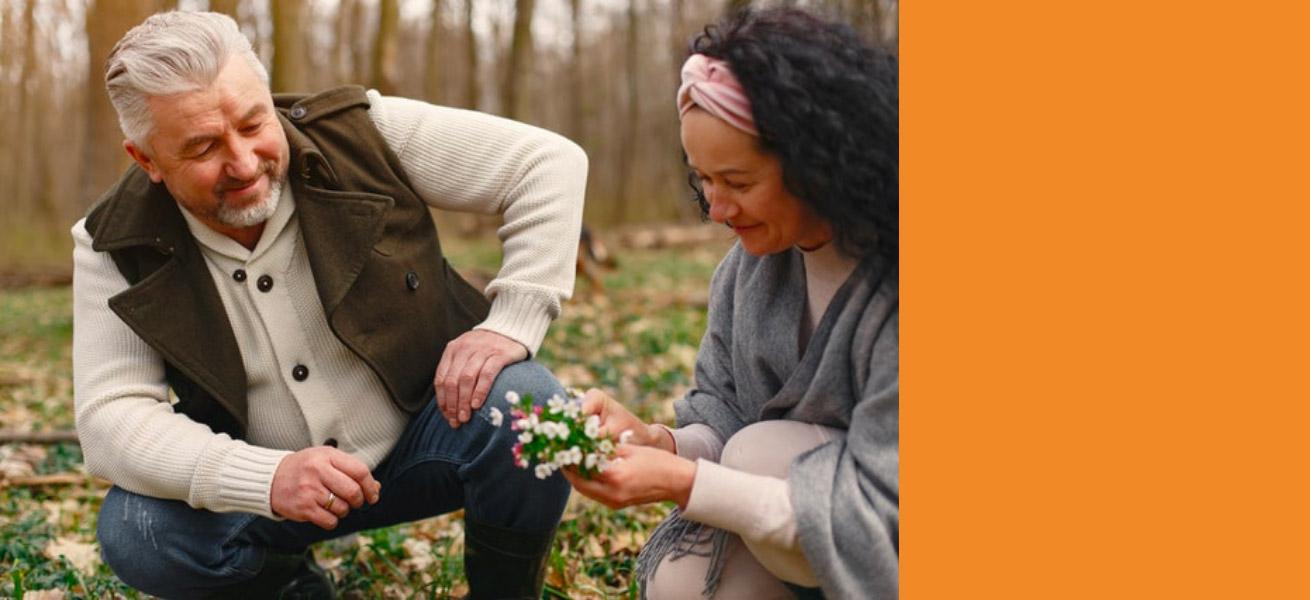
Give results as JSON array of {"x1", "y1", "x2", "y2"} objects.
[{"x1": 73, "y1": 11, "x2": 585, "y2": 598}]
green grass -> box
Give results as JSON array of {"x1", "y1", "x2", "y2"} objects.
[{"x1": 0, "y1": 235, "x2": 732, "y2": 598}]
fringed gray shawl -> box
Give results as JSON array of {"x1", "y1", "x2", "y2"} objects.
[{"x1": 637, "y1": 243, "x2": 899, "y2": 599}]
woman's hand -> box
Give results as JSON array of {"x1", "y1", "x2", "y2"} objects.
[
  {"x1": 582, "y1": 389, "x2": 676, "y2": 452},
  {"x1": 563, "y1": 444, "x2": 697, "y2": 509}
]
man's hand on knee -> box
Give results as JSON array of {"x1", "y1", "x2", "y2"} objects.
[
  {"x1": 434, "y1": 329, "x2": 528, "y2": 428},
  {"x1": 271, "y1": 447, "x2": 382, "y2": 530}
]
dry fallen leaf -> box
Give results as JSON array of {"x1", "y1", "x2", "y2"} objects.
[{"x1": 43, "y1": 535, "x2": 100, "y2": 576}]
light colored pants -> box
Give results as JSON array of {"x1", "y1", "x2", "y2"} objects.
[{"x1": 647, "y1": 420, "x2": 844, "y2": 599}]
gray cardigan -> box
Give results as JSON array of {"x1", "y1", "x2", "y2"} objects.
[{"x1": 640, "y1": 242, "x2": 899, "y2": 598}]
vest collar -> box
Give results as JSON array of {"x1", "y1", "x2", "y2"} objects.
[{"x1": 89, "y1": 86, "x2": 374, "y2": 252}]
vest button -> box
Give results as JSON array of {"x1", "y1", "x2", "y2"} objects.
[
  {"x1": 292, "y1": 364, "x2": 309, "y2": 381},
  {"x1": 290, "y1": 106, "x2": 308, "y2": 120},
  {"x1": 405, "y1": 271, "x2": 420, "y2": 290},
  {"x1": 257, "y1": 275, "x2": 274, "y2": 292},
  {"x1": 233, "y1": 269, "x2": 247, "y2": 283},
  {"x1": 323, "y1": 438, "x2": 338, "y2": 448}
]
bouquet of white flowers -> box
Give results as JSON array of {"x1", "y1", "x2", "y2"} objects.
[{"x1": 488, "y1": 389, "x2": 629, "y2": 480}]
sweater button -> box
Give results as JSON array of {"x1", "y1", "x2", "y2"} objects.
[
  {"x1": 257, "y1": 275, "x2": 274, "y2": 292},
  {"x1": 233, "y1": 269, "x2": 247, "y2": 282},
  {"x1": 292, "y1": 364, "x2": 309, "y2": 381},
  {"x1": 405, "y1": 271, "x2": 420, "y2": 290},
  {"x1": 323, "y1": 438, "x2": 338, "y2": 448},
  {"x1": 290, "y1": 106, "x2": 307, "y2": 120}
]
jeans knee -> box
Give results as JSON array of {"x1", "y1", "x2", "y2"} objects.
[
  {"x1": 96, "y1": 487, "x2": 262, "y2": 597},
  {"x1": 487, "y1": 361, "x2": 565, "y2": 410},
  {"x1": 97, "y1": 490, "x2": 172, "y2": 594}
]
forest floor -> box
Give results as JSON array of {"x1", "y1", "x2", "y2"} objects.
[{"x1": 0, "y1": 232, "x2": 734, "y2": 599}]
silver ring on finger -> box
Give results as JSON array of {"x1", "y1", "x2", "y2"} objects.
[{"x1": 323, "y1": 491, "x2": 336, "y2": 511}]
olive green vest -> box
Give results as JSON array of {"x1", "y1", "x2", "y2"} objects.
[{"x1": 83, "y1": 86, "x2": 489, "y2": 439}]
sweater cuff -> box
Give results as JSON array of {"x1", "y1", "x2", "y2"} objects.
[
  {"x1": 672, "y1": 423, "x2": 724, "y2": 462},
  {"x1": 190, "y1": 443, "x2": 293, "y2": 519},
  {"x1": 474, "y1": 290, "x2": 555, "y2": 356},
  {"x1": 683, "y1": 459, "x2": 800, "y2": 551}
]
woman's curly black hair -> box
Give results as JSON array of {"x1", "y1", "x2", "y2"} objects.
[{"x1": 687, "y1": 8, "x2": 898, "y2": 262}]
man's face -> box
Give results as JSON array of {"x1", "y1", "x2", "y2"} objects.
[{"x1": 124, "y1": 57, "x2": 289, "y2": 238}]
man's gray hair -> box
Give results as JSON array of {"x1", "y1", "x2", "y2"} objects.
[{"x1": 106, "y1": 11, "x2": 269, "y2": 147}]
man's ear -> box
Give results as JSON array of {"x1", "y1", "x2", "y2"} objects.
[{"x1": 123, "y1": 140, "x2": 164, "y2": 183}]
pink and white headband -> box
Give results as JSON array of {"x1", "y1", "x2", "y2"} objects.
[{"x1": 676, "y1": 54, "x2": 758, "y2": 136}]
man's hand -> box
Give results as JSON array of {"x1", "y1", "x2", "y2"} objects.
[
  {"x1": 563, "y1": 444, "x2": 697, "y2": 509},
  {"x1": 581, "y1": 389, "x2": 675, "y2": 452},
  {"x1": 270, "y1": 447, "x2": 381, "y2": 530},
  {"x1": 434, "y1": 329, "x2": 528, "y2": 428}
]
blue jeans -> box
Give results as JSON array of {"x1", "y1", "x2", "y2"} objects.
[{"x1": 96, "y1": 362, "x2": 571, "y2": 598}]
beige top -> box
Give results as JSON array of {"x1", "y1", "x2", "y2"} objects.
[
  {"x1": 72, "y1": 91, "x2": 587, "y2": 518},
  {"x1": 675, "y1": 243, "x2": 860, "y2": 557}
]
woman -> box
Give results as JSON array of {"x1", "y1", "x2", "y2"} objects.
[{"x1": 564, "y1": 8, "x2": 897, "y2": 599}]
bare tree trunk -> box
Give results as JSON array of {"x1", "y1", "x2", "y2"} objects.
[
  {"x1": 271, "y1": 0, "x2": 307, "y2": 92},
  {"x1": 14, "y1": 0, "x2": 38, "y2": 225},
  {"x1": 81, "y1": 0, "x2": 163, "y2": 210},
  {"x1": 424, "y1": 0, "x2": 445, "y2": 103},
  {"x1": 372, "y1": 0, "x2": 399, "y2": 95},
  {"x1": 335, "y1": 0, "x2": 356, "y2": 83},
  {"x1": 351, "y1": 0, "x2": 371, "y2": 84},
  {"x1": 502, "y1": 0, "x2": 535, "y2": 120},
  {"x1": 209, "y1": 0, "x2": 239, "y2": 19},
  {"x1": 614, "y1": 0, "x2": 641, "y2": 223},
  {"x1": 567, "y1": 0, "x2": 584, "y2": 142},
  {"x1": 463, "y1": 0, "x2": 479, "y2": 109},
  {"x1": 0, "y1": 2, "x2": 21, "y2": 214}
]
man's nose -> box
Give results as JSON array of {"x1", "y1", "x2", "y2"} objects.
[{"x1": 224, "y1": 140, "x2": 261, "y2": 180}]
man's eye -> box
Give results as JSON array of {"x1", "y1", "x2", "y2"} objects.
[
  {"x1": 726, "y1": 181, "x2": 751, "y2": 191},
  {"x1": 241, "y1": 123, "x2": 262, "y2": 134}
]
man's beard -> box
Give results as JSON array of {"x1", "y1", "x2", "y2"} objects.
[{"x1": 213, "y1": 163, "x2": 284, "y2": 228}]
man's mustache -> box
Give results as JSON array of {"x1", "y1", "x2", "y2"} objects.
[{"x1": 213, "y1": 161, "x2": 280, "y2": 195}]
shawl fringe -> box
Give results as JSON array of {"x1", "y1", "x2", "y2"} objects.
[{"x1": 635, "y1": 508, "x2": 729, "y2": 598}]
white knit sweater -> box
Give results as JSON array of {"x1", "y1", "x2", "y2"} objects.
[{"x1": 72, "y1": 91, "x2": 587, "y2": 518}]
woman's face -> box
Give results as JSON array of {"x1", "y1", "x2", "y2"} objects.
[{"x1": 680, "y1": 107, "x2": 832, "y2": 256}]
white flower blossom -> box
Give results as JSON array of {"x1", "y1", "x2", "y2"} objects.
[
  {"x1": 598, "y1": 439, "x2": 614, "y2": 454},
  {"x1": 505, "y1": 391, "x2": 521, "y2": 406},
  {"x1": 619, "y1": 429, "x2": 634, "y2": 445},
  {"x1": 488, "y1": 407, "x2": 503, "y2": 427},
  {"x1": 518, "y1": 431, "x2": 534, "y2": 444},
  {"x1": 515, "y1": 418, "x2": 531, "y2": 431},
  {"x1": 585, "y1": 453, "x2": 599, "y2": 470},
  {"x1": 534, "y1": 463, "x2": 555, "y2": 479},
  {"x1": 584, "y1": 415, "x2": 601, "y2": 439},
  {"x1": 547, "y1": 395, "x2": 565, "y2": 414}
]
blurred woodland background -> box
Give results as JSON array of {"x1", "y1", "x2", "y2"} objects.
[{"x1": 0, "y1": 0, "x2": 895, "y2": 275}]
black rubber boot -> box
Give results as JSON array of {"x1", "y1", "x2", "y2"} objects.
[
  {"x1": 463, "y1": 518, "x2": 558, "y2": 600},
  {"x1": 206, "y1": 550, "x2": 336, "y2": 600}
]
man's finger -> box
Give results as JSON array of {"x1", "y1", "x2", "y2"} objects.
[
  {"x1": 470, "y1": 355, "x2": 509, "y2": 411},
  {"x1": 434, "y1": 344, "x2": 457, "y2": 415},
  {"x1": 328, "y1": 453, "x2": 379, "y2": 506},
  {"x1": 456, "y1": 351, "x2": 490, "y2": 423},
  {"x1": 310, "y1": 506, "x2": 339, "y2": 530},
  {"x1": 441, "y1": 346, "x2": 476, "y2": 426}
]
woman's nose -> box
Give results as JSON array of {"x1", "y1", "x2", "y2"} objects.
[{"x1": 707, "y1": 190, "x2": 737, "y2": 223}]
